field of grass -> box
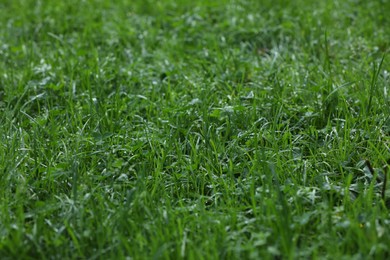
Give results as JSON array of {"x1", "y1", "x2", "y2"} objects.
[{"x1": 0, "y1": 0, "x2": 389, "y2": 258}]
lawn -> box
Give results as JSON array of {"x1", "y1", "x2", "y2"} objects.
[{"x1": 0, "y1": 0, "x2": 389, "y2": 259}]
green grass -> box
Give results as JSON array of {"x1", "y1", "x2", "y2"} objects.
[{"x1": 0, "y1": 0, "x2": 389, "y2": 258}]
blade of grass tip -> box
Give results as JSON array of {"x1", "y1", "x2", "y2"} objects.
[
  {"x1": 367, "y1": 54, "x2": 386, "y2": 114},
  {"x1": 268, "y1": 163, "x2": 292, "y2": 256},
  {"x1": 325, "y1": 81, "x2": 355, "y2": 101},
  {"x1": 382, "y1": 159, "x2": 390, "y2": 203},
  {"x1": 324, "y1": 30, "x2": 331, "y2": 73},
  {"x1": 71, "y1": 158, "x2": 79, "y2": 203}
]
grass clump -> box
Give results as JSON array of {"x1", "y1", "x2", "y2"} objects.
[{"x1": 0, "y1": 0, "x2": 389, "y2": 258}]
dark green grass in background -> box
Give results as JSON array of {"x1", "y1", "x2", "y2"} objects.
[{"x1": 0, "y1": 0, "x2": 389, "y2": 258}]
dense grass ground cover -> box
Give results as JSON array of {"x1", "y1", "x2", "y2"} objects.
[{"x1": 0, "y1": 0, "x2": 389, "y2": 258}]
